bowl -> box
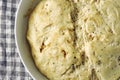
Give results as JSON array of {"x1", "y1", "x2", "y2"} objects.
[{"x1": 15, "y1": 0, "x2": 47, "y2": 80}]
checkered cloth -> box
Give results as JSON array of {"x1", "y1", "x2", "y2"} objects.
[{"x1": 0, "y1": 0, "x2": 33, "y2": 80}]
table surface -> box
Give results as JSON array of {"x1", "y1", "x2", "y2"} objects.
[{"x1": 0, "y1": 0, "x2": 33, "y2": 80}]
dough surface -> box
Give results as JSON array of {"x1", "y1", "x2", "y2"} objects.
[{"x1": 27, "y1": 0, "x2": 120, "y2": 80}]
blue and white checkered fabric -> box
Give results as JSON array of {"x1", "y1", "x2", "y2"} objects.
[{"x1": 0, "y1": 0, "x2": 33, "y2": 80}]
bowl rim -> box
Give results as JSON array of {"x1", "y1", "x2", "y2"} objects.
[{"x1": 14, "y1": 0, "x2": 35, "y2": 80}]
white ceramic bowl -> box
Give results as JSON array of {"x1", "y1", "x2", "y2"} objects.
[{"x1": 15, "y1": 0, "x2": 47, "y2": 80}]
